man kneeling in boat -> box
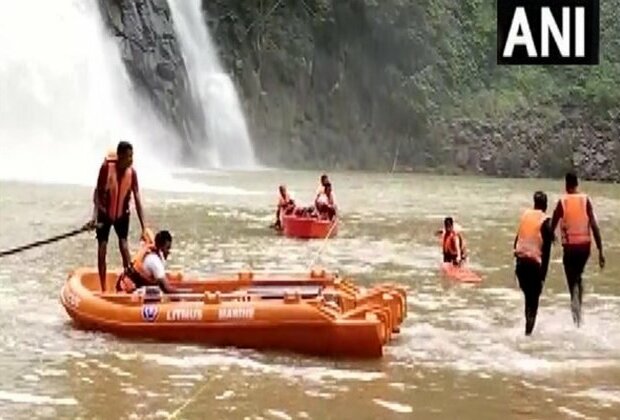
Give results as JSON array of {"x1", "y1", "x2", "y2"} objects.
[
  {"x1": 440, "y1": 217, "x2": 467, "y2": 266},
  {"x1": 274, "y1": 185, "x2": 295, "y2": 230},
  {"x1": 116, "y1": 230, "x2": 180, "y2": 294},
  {"x1": 315, "y1": 182, "x2": 337, "y2": 220}
]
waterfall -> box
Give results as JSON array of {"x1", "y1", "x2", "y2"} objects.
[
  {"x1": 0, "y1": 0, "x2": 182, "y2": 187},
  {"x1": 167, "y1": 0, "x2": 256, "y2": 169}
]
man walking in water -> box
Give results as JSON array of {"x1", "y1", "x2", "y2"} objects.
[
  {"x1": 513, "y1": 191, "x2": 554, "y2": 335},
  {"x1": 550, "y1": 172, "x2": 605, "y2": 326},
  {"x1": 90, "y1": 141, "x2": 146, "y2": 291}
]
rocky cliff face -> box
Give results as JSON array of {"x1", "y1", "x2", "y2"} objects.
[
  {"x1": 96, "y1": 0, "x2": 619, "y2": 181},
  {"x1": 432, "y1": 109, "x2": 620, "y2": 182},
  {"x1": 202, "y1": 0, "x2": 620, "y2": 182},
  {"x1": 97, "y1": 0, "x2": 205, "y2": 159}
]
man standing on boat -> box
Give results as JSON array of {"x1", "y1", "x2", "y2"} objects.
[
  {"x1": 513, "y1": 191, "x2": 554, "y2": 335},
  {"x1": 89, "y1": 141, "x2": 147, "y2": 292},
  {"x1": 550, "y1": 172, "x2": 605, "y2": 326},
  {"x1": 315, "y1": 182, "x2": 337, "y2": 220},
  {"x1": 315, "y1": 174, "x2": 329, "y2": 199}
]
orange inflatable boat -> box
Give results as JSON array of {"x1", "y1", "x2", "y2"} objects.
[
  {"x1": 439, "y1": 262, "x2": 482, "y2": 283},
  {"x1": 282, "y1": 215, "x2": 338, "y2": 239},
  {"x1": 60, "y1": 268, "x2": 407, "y2": 358}
]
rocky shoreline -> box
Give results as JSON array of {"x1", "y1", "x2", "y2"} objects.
[{"x1": 430, "y1": 108, "x2": 620, "y2": 183}]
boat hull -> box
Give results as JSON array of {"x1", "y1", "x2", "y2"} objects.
[
  {"x1": 282, "y1": 215, "x2": 338, "y2": 239},
  {"x1": 60, "y1": 268, "x2": 407, "y2": 358}
]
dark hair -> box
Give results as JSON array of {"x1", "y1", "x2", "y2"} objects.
[
  {"x1": 155, "y1": 230, "x2": 172, "y2": 247},
  {"x1": 117, "y1": 140, "x2": 133, "y2": 156},
  {"x1": 324, "y1": 182, "x2": 332, "y2": 189},
  {"x1": 565, "y1": 171, "x2": 578, "y2": 189},
  {"x1": 321, "y1": 174, "x2": 328, "y2": 181},
  {"x1": 533, "y1": 191, "x2": 547, "y2": 210},
  {"x1": 444, "y1": 217, "x2": 453, "y2": 227}
]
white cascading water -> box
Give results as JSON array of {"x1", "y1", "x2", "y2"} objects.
[
  {"x1": 0, "y1": 0, "x2": 187, "y2": 189},
  {"x1": 167, "y1": 0, "x2": 256, "y2": 169}
]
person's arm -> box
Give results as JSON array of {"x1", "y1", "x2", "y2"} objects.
[
  {"x1": 586, "y1": 198, "x2": 605, "y2": 268},
  {"x1": 95, "y1": 164, "x2": 108, "y2": 214},
  {"x1": 550, "y1": 199, "x2": 563, "y2": 234},
  {"x1": 131, "y1": 170, "x2": 146, "y2": 232},
  {"x1": 91, "y1": 189, "x2": 98, "y2": 221},
  {"x1": 455, "y1": 235, "x2": 462, "y2": 263},
  {"x1": 513, "y1": 234, "x2": 519, "y2": 256},
  {"x1": 540, "y1": 218, "x2": 553, "y2": 280}
]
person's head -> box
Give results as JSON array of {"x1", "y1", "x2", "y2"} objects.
[
  {"x1": 154, "y1": 230, "x2": 172, "y2": 260},
  {"x1": 116, "y1": 141, "x2": 133, "y2": 170},
  {"x1": 324, "y1": 182, "x2": 332, "y2": 194},
  {"x1": 320, "y1": 174, "x2": 329, "y2": 186},
  {"x1": 444, "y1": 217, "x2": 454, "y2": 232},
  {"x1": 565, "y1": 171, "x2": 578, "y2": 192},
  {"x1": 533, "y1": 191, "x2": 548, "y2": 212},
  {"x1": 278, "y1": 184, "x2": 287, "y2": 196}
]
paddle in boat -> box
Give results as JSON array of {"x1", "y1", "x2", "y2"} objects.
[{"x1": 60, "y1": 268, "x2": 407, "y2": 358}]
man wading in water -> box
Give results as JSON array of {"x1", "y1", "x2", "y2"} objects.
[
  {"x1": 550, "y1": 172, "x2": 605, "y2": 326},
  {"x1": 513, "y1": 191, "x2": 553, "y2": 335}
]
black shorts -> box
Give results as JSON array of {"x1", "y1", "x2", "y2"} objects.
[
  {"x1": 96, "y1": 210, "x2": 130, "y2": 243},
  {"x1": 562, "y1": 246, "x2": 590, "y2": 278}
]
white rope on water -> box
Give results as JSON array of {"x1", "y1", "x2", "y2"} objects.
[
  {"x1": 166, "y1": 218, "x2": 337, "y2": 419},
  {"x1": 306, "y1": 218, "x2": 338, "y2": 271}
]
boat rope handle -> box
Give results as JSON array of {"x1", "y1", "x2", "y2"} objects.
[{"x1": 0, "y1": 222, "x2": 99, "y2": 258}]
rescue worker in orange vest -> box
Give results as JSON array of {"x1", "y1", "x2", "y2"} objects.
[
  {"x1": 550, "y1": 172, "x2": 605, "y2": 327},
  {"x1": 442, "y1": 217, "x2": 466, "y2": 265},
  {"x1": 513, "y1": 191, "x2": 554, "y2": 335},
  {"x1": 315, "y1": 182, "x2": 337, "y2": 220},
  {"x1": 315, "y1": 174, "x2": 329, "y2": 200},
  {"x1": 116, "y1": 230, "x2": 180, "y2": 294},
  {"x1": 274, "y1": 185, "x2": 295, "y2": 230},
  {"x1": 89, "y1": 141, "x2": 146, "y2": 292}
]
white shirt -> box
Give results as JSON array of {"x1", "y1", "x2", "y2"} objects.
[
  {"x1": 316, "y1": 192, "x2": 337, "y2": 208},
  {"x1": 143, "y1": 252, "x2": 166, "y2": 281}
]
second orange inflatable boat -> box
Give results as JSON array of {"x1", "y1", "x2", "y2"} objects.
[
  {"x1": 282, "y1": 215, "x2": 338, "y2": 239},
  {"x1": 60, "y1": 268, "x2": 407, "y2": 358}
]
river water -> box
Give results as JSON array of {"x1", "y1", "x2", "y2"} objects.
[{"x1": 0, "y1": 170, "x2": 618, "y2": 419}]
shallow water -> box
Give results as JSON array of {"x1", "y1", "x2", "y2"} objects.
[{"x1": 0, "y1": 171, "x2": 619, "y2": 419}]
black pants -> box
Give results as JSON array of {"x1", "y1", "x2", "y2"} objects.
[
  {"x1": 96, "y1": 210, "x2": 130, "y2": 244},
  {"x1": 515, "y1": 257, "x2": 544, "y2": 335},
  {"x1": 562, "y1": 246, "x2": 591, "y2": 326}
]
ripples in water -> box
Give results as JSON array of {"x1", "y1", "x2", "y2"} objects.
[{"x1": 1, "y1": 172, "x2": 619, "y2": 418}]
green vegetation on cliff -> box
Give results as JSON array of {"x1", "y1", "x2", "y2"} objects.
[{"x1": 203, "y1": 0, "x2": 620, "y2": 181}]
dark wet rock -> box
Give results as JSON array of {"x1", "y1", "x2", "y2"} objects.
[{"x1": 97, "y1": 0, "x2": 206, "y2": 159}]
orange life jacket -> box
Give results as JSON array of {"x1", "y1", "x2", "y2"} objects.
[
  {"x1": 118, "y1": 245, "x2": 160, "y2": 293},
  {"x1": 514, "y1": 208, "x2": 547, "y2": 264},
  {"x1": 103, "y1": 154, "x2": 133, "y2": 221},
  {"x1": 560, "y1": 193, "x2": 591, "y2": 245},
  {"x1": 443, "y1": 230, "x2": 466, "y2": 259}
]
